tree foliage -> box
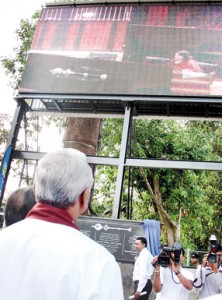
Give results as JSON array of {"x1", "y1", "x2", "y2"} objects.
[
  {"x1": 1, "y1": 12, "x2": 40, "y2": 93},
  {"x1": 0, "y1": 114, "x2": 11, "y2": 157},
  {"x1": 92, "y1": 119, "x2": 222, "y2": 249}
]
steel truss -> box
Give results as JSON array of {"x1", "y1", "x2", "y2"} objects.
[{"x1": 1, "y1": 95, "x2": 222, "y2": 218}]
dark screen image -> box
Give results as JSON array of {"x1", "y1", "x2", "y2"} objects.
[{"x1": 19, "y1": 4, "x2": 222, "y2": 97}]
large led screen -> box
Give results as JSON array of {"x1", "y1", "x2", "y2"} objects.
[{"x1": 19, "y1": 4, "x2": 222, "y2": 97}]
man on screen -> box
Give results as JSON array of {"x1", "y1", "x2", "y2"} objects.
[{"x1": 169, "y1": 50, "x2": 214, "y2": 96}]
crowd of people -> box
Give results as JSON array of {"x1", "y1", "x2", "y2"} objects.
[{"x1": 0, "y1": 148, "x2": 221, "y2": 300}]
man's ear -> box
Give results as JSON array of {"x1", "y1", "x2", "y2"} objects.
[{"x1": 79, "y1": 188, "x2": 90, "y2": 214}]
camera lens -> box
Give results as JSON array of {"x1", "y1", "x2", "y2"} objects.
[
  {"x1": 207, "y1": 254, "x2": 217, "y2": 264},
  {"x1": 157, "y1": 255, "x2": 170, "y2": 267}
]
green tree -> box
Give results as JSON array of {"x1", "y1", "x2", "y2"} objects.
[
  {"x1": 92, "y1": 119, "x2": 222, "y2": 249},
  {"x1": 1, "y1": 12, "x2": 40, "y2": 93},
  {"x1": 0, "y1": 114, "x2": 10, "y2": 158},
  {"x1": 1, "y1": 9, "x2": 101, "y2": 195}
]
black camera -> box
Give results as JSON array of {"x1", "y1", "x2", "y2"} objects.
[
  {"x1": 157, "y1": 242, "x2": 182, "y2": 267},
  {"x1": 207, "y1": 235, "x2": 219, "y2": 264}
]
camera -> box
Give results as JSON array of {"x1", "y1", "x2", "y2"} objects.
[
  {"x1": 157, "y1": 242, "x2": 182, "y2": 267},
  {"x1": 207, "y1": 235, "x2": 219, "y2": 264}
]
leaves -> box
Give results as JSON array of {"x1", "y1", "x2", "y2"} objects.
[
  {"x1": 1, "y1": 12, "x2": 40, "y2": 93},
  {"x1": 0, "y1": 114, "x2": 11, "y2": 156},
  {"x1": 92, "y1": 118, "x2": 222, "y2": 249}
]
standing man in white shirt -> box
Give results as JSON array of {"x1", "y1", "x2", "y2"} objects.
[{"x1": 133, "y1": 236, "x2": 154, "y2": 299}]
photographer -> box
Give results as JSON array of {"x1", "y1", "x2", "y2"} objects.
[
  {"x1": 152, "y1": 245, "x2": 193, "y2": 300},
  {"x1": 193, "y1": 242, "x2": 222, "y2": 299}
]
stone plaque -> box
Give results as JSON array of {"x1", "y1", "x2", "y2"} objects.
[{"x1": 77, "y1": 216, "x2": 144, "y2": 263}]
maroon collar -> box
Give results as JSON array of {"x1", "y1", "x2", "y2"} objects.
[{"x1": 27, "y1": 202, "x2": 79, "y2": 230}]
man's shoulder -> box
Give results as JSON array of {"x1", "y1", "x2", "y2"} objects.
[
  {"x1": 74, "y1": 229, "x2": 117, "y2": 260},
  {"x1": 143, "y1": 248, "x2": 154, "y2": 258},
  {"x1": 2, "y1": 219, "x2": 114, "y2": 260}
]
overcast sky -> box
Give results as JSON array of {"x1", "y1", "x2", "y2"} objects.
[
  {"x1": 0, "y1": 1, "x2": 65, "y2": 198},
  {"x1": 0, "y1": 0, "x2": 44, "y2": 115}
]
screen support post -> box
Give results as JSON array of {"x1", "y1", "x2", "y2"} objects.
[
  {"x1": 112, "y1": 103, "x2": 133, "y2": 219},
  {"x1": 0, "y1": 100, "x2": 27, "y2": 204}
]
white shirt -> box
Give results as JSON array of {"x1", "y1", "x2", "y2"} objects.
[
  {"x1": 202, "y1": 295, "x2": 222, "y2": 300},
  {"x1": 133, "y1": 247, "x2": 154, "y2": 292},
  {"x1": 0, "y1": 219, "x2": 124, "y2": 300},
  {"x1": 155, "y1": 267, "x2": 194, "y2": 300},
  {"x1": 194, "y1": 265, "x2": 222, "y2": 299}
]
